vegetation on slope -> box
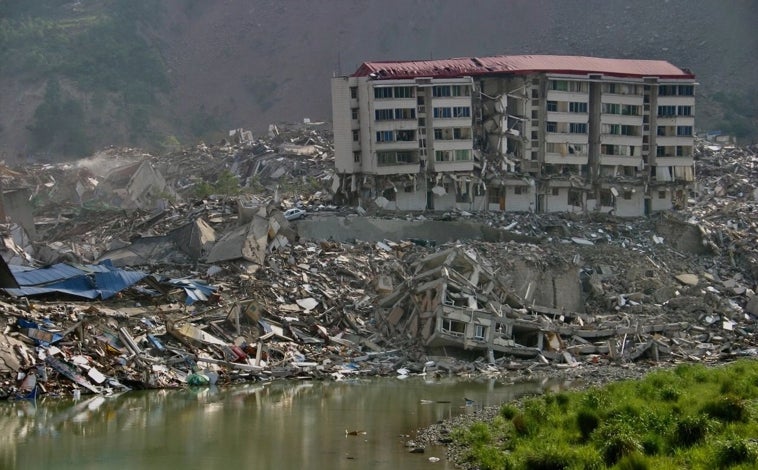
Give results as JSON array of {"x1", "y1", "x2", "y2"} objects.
[
  {"x1": 0, "y1": 0, "x2": 169, "y2": 157},
  {"x1": 452, "y1": 360, "x2": 758, "y2": 469}
]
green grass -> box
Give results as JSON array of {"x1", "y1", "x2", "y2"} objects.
[{"x1": 453, "y1": 360, "x2": 758, "y2": 469}]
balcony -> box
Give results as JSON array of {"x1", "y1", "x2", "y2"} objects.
[
  {"x1": 373, "y1": 162, "x2": 421, "y2": 175},
  {"x1": 546, "y1": 111, "x2": 588, "y2": 123},
  {"x1": 599, "y1": 155, "x2": 643, "y2": 167},
  {"x1": 600, "y1": 114, "x2": 643, "y2": 126},
  {"x1": 601, "y1": 94, "x2": 643, "y2": 105},
  {"x1": 545, "y1": 132, "x2": 588, "y2": 145},
  {"x1": 656, "y1": 135, "x2": 694, "y2": 147},
  {"x1": 546, "y1": 90, "x2": 588, "y2": 102},
  {"x1": 601, "y1": 134, "x2": 643, "y2": 146},
  {"x1": 545, "y1": 153, "x2": 588, "y2": 165}
]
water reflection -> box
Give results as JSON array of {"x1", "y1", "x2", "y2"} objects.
[{"x1": 1, "y1": 376, "x2": 562, "y2": 469}]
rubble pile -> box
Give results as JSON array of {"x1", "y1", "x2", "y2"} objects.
[{"x1": 0, "y1": 136, "x2": 755, "y2": 399}]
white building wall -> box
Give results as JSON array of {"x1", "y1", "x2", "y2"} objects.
[
  {"x1": 331, "y1": 77, "x2": 356, "y2": 173},
  {"x1": 650, "y1": 189, "x2": 673, "y2": 211},
  {"x1": 504, "y1": 186, "x2": 535, "y2": 212},
  {"x1": 615, "y1": 192, "x2": 645, "y2": 217}
]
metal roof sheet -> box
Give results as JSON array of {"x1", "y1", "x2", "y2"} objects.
[{"x1": 353, "y1": 54, "x2": 694, "y2": 80}]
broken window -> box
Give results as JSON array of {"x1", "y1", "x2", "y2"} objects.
[
  {"x1": 514, "y1": 186, "x2": 524, "y2": 195},
  {"x1": 623, "y1": 190, "x2": 633, "y2": 200},
  {"x1": 382, "y1": 188, "x2": 397, "y2": 201},
  {"x1": 441, "y1": 318, "x2": 466, "y2": 336},
  {"x1": 568, "y1": 188, "x2": 582, "y2": 207},
  {"x1": 658, "y1": 190, "x2": 667, "y2": 199},
  {"x1": 488, "y1": 188, "x2": 501, "y2": 204},
  {"x1": 452, "y1": 107, "x2": 470, "y2": 118},
  {"x1": 600, "y1": 189, "x2": 614, "y2": 207},
  {"x1": 396, "y1": 130, "x2": 415, "y2": 141}
]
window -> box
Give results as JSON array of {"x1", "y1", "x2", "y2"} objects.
[
  {"x1": 569, "y1": 123, "x2": 587, "y2": 134},
  {"x1": 396, "y1": 151, "x2": 414, "y2": 163},
  {"x1": 658, "y1": 191, "x2": 667, "y2": 199},
  {"x1": 451, "y1": 85, "x2": 470, "y2": 96},
  {"x1": 374, "y1": 87, "x2": 393, "y2": 99},
  {"x1": 569, "y1": 102, "x2": 587, "y2": 113},
  {"x1": 453, "y1": 128, "x2": 470, "y2": 139},
  {"x1": 603, "y1": 103, "x2": 621, "y2": 114},
  {"x1": 452, "y1": 106, "x2": 470, "y2": 118},
  {"x1": 394, "y1": 108, "x2": 416, "y2": 120},
  {"x1": 350, "y1": 87, "x2": 357, "y2": 99},
  {"x1": 606, "y1": 83, "x2": 617, "y2": 94},
  {"x1": 657, "y1": 126, "x2": 666, "y2": 136},
  {"x1": 658, "y1": 85, "x2": 676, "y2": 96},
  {"x1": 352, "y1": 130, "x2": 359, "y2": 142},
  {"x1": 351, "y1": 108, "x2": 359, "y2": 120},
  {"x1": 600, "y1": 189, "x2": 614, "y2": 207},
  {"x1": 621, "y1": 125, "x2": 637, "y2": 136},
  {"x1": 433, "y1": 128, "x2": 444, "y2": 140},
  {"x1": 432, "y1": 85, "x2": 451, "y2": 97},
  {"x1": 677, "y1": 106, "x2": 692, "y2": 116},
  {"x1": 603, "y1": 124, "x2": 621, "y2": 135},
  {"x1": 546, "y1": 121, "x2": 557, "y2": 132},
  {"x1": 433, "y1": 107, "x2": 452, "y2": 118},
  {"x1": 676, "y1": 146, "x2": 691, "y2": 156},
  {"x1": 550, "y1": 80, "x2": 568, "y2": 91},
  {"x1": 623, "y1": 191, "x2": 633, "y2": 200},
  {"x1": 551, "y1": 187, "x2": 560, "y2": 196},
  {"x1": 568, "y1": 189, "x2": 582, "y2": 207},
  {"x1": 473, "y1": 324, "x2": 487, "y2": 340},
  {"x1": 377, "y1": 152, "x2": 394, "y2": 165},
  {"x1": 376, "y1": 131, "x2": 394, "y2": 142},
  {"x1": 353, "y1": 151, "x2": 361, "y2": 163},
  {"x1": 374, "y1": 109, "x2": 393, "y2": 120},
  {"x1": 547, "y1": 101, "x2": 558, "y2": 112},
  {"x1": 678, "y1": 85, "x2": 694, "y2": 96},
  {"x1": 441, "y1": 318, "x2": 466, "y2": 336},
  {"x1": 531, "y1": 88, "x2": 539, "y2": 98},
  {"x1": 514, "y1": 186, "x2": 524, "y2": 195},
  {"x1": 434, "y1": 150, "x2": 452, "y2": 162},
  {"x1": 454, "y1": 149, "x2": 471, "y2": 161},
  {"x1": 393, "y1": 86, "x2": 414, "y2": 98},
  {"x1": 677, "y1": 126, "x2": 693, "y2": 136},
  {"x1": 396, "y1": 130, "x2": 415, "y2": 141},
  {"x1": 621, "y1": 105, "x2": 639, "y2": 116},
  {"x1": 658, "y1": 105, "x2": 676, "y2": 117}
]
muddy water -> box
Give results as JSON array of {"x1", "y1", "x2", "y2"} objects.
[{"x1": 1, "y1": 377, "x2": 550, "y2": 469}]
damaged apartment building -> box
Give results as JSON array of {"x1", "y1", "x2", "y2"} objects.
[{"x1": 331, "y1": 54, "x2": 696, "y2": 216}]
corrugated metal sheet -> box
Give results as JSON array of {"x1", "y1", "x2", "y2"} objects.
[
  {"x1": 353, "y1": 54, "x2": 694, "y2": 80},
  {"x1": 2, "y1": 261, "x2": 147, "y2": 300}
]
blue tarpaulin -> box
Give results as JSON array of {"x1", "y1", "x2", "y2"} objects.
[{"x1": 1, "y1": 259, "x2": 148, "y2": 300}]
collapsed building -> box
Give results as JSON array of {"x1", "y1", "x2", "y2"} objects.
[{"x1": 331, "y1": 54, "x2": 696, "y2": 217}]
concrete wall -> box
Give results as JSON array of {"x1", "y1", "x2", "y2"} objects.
[
  {"x1": 392, "y1": 189, "x2": 426, "y2": 211},
  {"x1": 1, "y1": 188, "x2": 36, "y2": 239},
  {"x1": 505, "y1": 186, "x2": 535, "y2": 212},
  {"x1": 615, "y1": 191, "x2": 645, "y2": 217},
  {"x1": 650, "y1": 188, "x2": 673, "y2": 212}
]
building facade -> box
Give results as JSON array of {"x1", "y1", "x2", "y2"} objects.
[{"x1": 331, "y1": 55, "x2": 696, "y2": 217}]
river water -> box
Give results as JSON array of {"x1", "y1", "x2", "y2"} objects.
[{"x1": 1, "y1": 376, "x2": 553, "y2": 469}]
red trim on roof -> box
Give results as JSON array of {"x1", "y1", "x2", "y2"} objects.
[{"x1": 352, "y1": 55, "x2": 694, "y2": 80}]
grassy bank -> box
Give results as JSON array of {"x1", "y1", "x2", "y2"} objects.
[{"x1": 452, "y1": 360, "x2": 758, "y2": 469}]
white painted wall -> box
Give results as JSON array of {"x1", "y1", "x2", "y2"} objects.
[
  {"x1": 505, "y1": 186, "x2": 535, "y2": 212},
  {"x1": 615, "y1": 192, "x2": 645, "y2": 217}
]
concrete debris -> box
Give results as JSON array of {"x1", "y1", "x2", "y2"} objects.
[{"x1": 0, "y1": 135, "x2": 755, "y2": 399}]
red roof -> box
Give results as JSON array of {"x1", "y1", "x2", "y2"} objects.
[{"x1": 353, "y1": 55, "x2": 694, "y2": 80}]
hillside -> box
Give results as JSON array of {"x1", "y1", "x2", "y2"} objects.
[{"x1": 0, "y1": 0, "x2": 756, "y2": 161}]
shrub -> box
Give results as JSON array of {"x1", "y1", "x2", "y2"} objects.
[
  {"x1": 702, "y1": 395, "x2": 750, "y2": 423},
  {"x1": 576, "y1": 409, "x2": 600, "y2": 441},
  {"x1": 659, "y1": 385, "x2": 680, "y2": 402},
  {"x1": 555, "y1": 393, "x2": 570, "y2": 409},
  {"x1": 672, "y1": 415, "x2": 710, "y2": 448},
  {"x1": 512, "y1": 413, "x2": 532, "y2": 437},
  {"x1": 714, "y1": 437, "x2": 758, "y2": 468},
  {"x1": 595, "y1": 423, "x2": 642, "y2": 466},
  {"x1": 616, "y1": 452, "x2": 650, "y2": 470},
  {"x1": 500, "y1": 404, "x2": 518, "y2": 420},
  {"x1": 523, "y1": 446, "x2": 572, "y2": 470}
]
